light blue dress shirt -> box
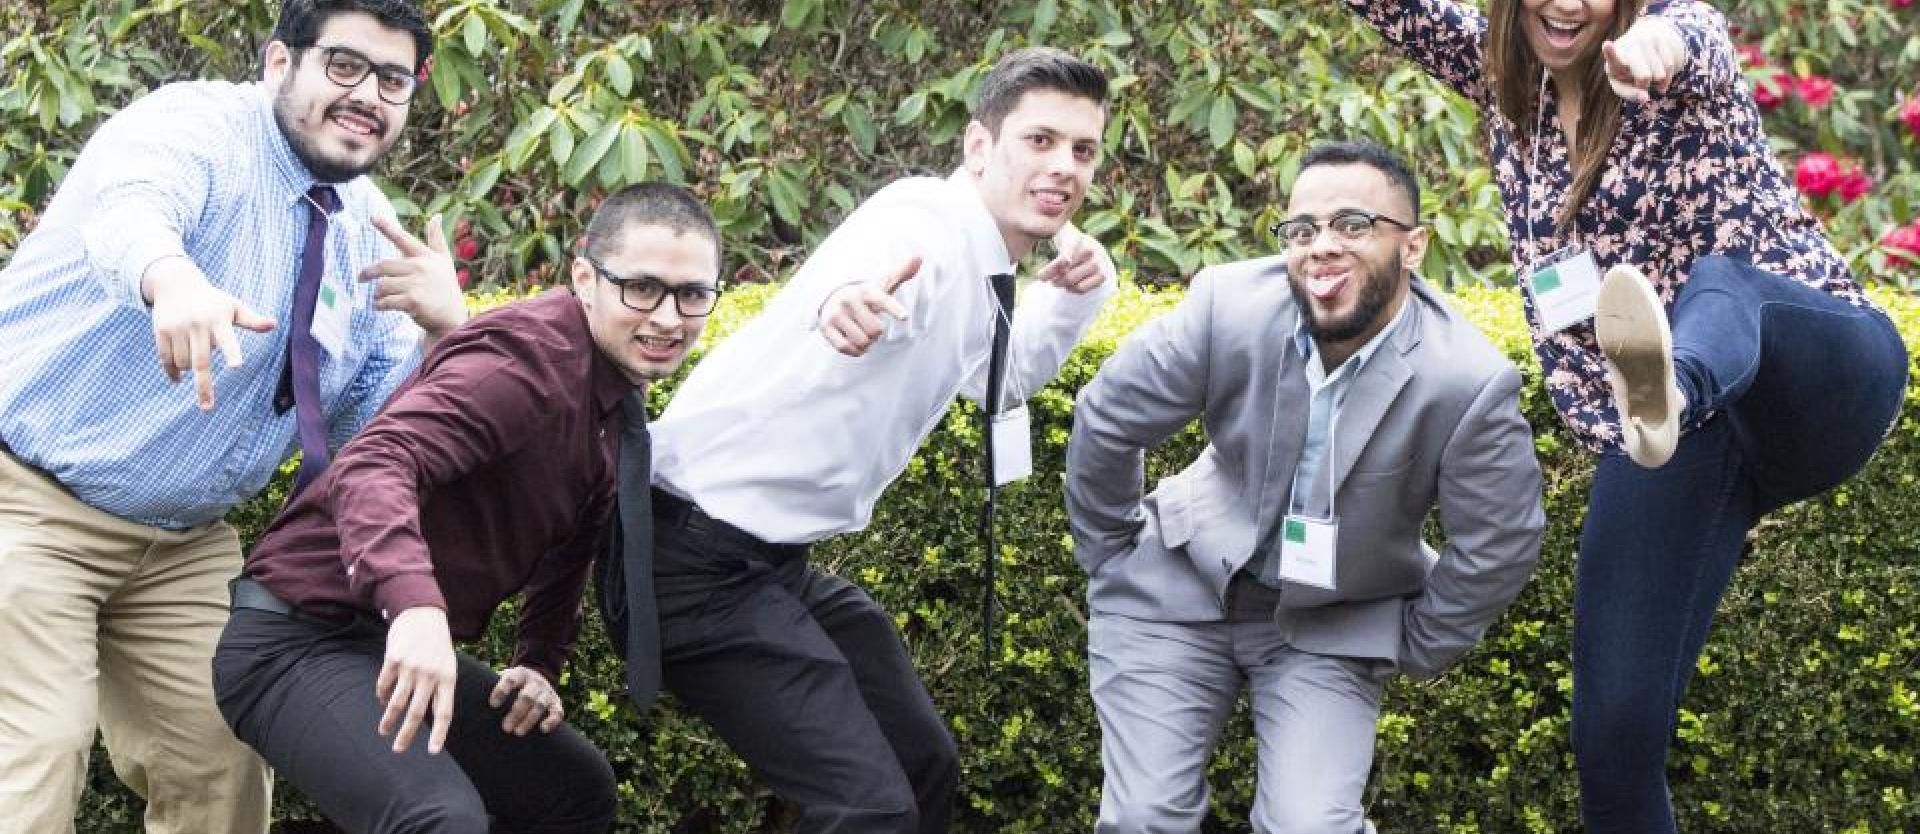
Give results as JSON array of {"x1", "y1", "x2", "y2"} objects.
[
  {"x1": 1252, "y1": 300, "x2": 1411, "y2": 587},
  {"x1": 0, "y1": 79, "x2": 422, "y2": 529}
]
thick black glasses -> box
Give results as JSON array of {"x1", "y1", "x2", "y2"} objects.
[
  {"x1": 1271, "y1": 208, "x2": 1416, "y2": 249},
  {"x1": 585, "y1": 257, "x2": 721, "y2": 317},
  {"x1": 303, "y1": 45, "x2": 417, "y2": 105}
]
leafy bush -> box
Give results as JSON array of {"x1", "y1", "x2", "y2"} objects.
[{"x1": 3, "y1": 0, "x2": 1916, "y2": 286}]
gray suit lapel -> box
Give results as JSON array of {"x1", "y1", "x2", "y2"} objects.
[
  {"x1": 1252, "y1": 310, "x2": 1310, "y2": 539},
  {"x1": 1327, "y1": 296, "x2": 1426, "y2": 493}
]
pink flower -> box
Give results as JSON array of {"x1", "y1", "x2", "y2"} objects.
[
  {"x1": 1794, "y1": 74, "x2": 1835, "y2": 108},
  {"x1": 1753, "y1": 70, "x2": 1792, "y2": 111},
  {"x1": 455, "y1": 236, "x2": 480, "y2": 262},
  {"x1": 1894, "y1": 0, "x2": 1915, "y2": 9},
  {"x1": 1735, "y1": 43, "x2": 1768, "y2": 69},
  {"x1": 1795, "y1": 152, "x2": 1842, "y2": 197},
  {"x1": 1837, "y1": 166, "x2": 1874, "y2": 203},
  {"x1": 1882, "y1": 224, "x2": 1920, "y2": 267},
  {"x1": 455, "y1": 267, "x2": 472, "y2": 288},
  {"x1": 1901, "y1": 98, "x2": 1920, "y2": 139}
]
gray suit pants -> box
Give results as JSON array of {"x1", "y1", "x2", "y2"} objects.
[{"x1": 1088, "y1": 608, "x2": 1386, "y2": 834}]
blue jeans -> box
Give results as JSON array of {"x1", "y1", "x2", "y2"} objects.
[{"x1": 1572, "y1": 256, "x2": 1908, "y2": 833}]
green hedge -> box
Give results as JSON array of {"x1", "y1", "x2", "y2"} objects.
[{"x1": 78, "y1": 281, "x2": 1920, "y2": 833}]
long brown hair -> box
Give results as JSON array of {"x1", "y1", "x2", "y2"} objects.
[{"x1": 1486, "y1": 0, "x2": 1645, "y2": 233}]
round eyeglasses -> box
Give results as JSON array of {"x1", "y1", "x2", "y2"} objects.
[{"x1": 1271, "y1": 208, "x2": 1416, "y2": 249}]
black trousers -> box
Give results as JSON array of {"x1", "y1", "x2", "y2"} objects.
[
  {"x1": 653, "y1": 494, "x2": 959, "y2": 834},
  {"x1": 212, "y1": 605, "x2": 616, "y2": 834}
]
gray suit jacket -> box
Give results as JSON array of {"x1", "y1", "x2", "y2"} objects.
[{"x1": 1066, "y1": 257, "x2": 1545, "y2": 680}]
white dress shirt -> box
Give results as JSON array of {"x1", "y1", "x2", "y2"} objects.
[{"x1": 651, "y1": 169, "x2": 1116, "y2": 543}]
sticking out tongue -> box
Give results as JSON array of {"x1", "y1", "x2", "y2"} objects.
[{"x1": 1308, "y1": 272, "x2": 1349, "y2": 301}]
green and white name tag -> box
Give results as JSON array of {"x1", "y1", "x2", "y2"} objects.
[
  {"x1": 1278, "y1": 513, "x2": 1338, "y2": 589},
  {"x1": 1524, "y1": 245, "x2": 1601, "y2": 333},
  {"x1": 991, "y1": 404, "x2": 1032, "y2": 486},
  {"x1": 310, "y1": 275, "x2": 352, "y2": 357}
]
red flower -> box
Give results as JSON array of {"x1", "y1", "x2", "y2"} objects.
[
  {"x1": 1836, "y1": 166, "x2": 1873, "y2": 203},
  {"x1": 1901, "y1": 98, "x2": 1920, "y2": 139},
  {"x1": 455, "y1": 236, "x2": 480, "y2": 262},
  {"x1": 455, "y1": 267, "x2": 472, "y2": 288},
  {"x1": 1894, "y1": 0, "x2": 1914, "y2": 9},
  {"x1": 1794, "y1": 74, "x2": 1835, "y2": 108},
  {"x1": 1753, "y1": 70, "x2": 1792, "y2": 111},
  {"x1": 1734, "y1": 43, "x2": 1768, "y2": 69},
  {"x1": 1794, "y1": 152, "x2": 1842, "y2": 197},
  {"x1": 1881, "y1": 224, "x2": 1920, "y2": 267}
]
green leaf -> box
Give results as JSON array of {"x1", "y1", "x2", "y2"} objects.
[
  {"x1": 548, "y1": 112, "x2": 576, "y2": 167},
  {"x1": 504, "y1": 106, "x2": 558, "y2": 170},
  {"x1": 842, "y1": 103, "x2": 876, "y2": 156},
  {"x1": 1207, "y1": 94, "x2": 1237, "y2": 150},
  {"x1": 465, "y1": 158, "x2": 503, "y2": 201},
  {"x1": 618, "y1": 124, "x2": 651, "y2": 185},
  {"x1": 764, "y1": 167, "x2": 805, "y2": 226},
  {"x1": 604, "y1": 54, "x2": 633, "y2": 97},
  {"x1": 563, "y1": 116, "x2": 622, "y2": 186},
  {"x1": 780, "y1": 0, "x2": 818, "y2": 30},
  {"x1": 462, "y1": 12, "x2": 487, "y2": 56},
  {"x1": 642, "y1": 124, "x2": 686, "y2": 183},
  {"x1": 893, "y1": 90, "x2": 928, "y2": 125},
  {"x1": 1029, "y1": 0, "x2": 1059, "y2": 41}
]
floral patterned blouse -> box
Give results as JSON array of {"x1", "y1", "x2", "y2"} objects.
[{"x1": 1343, "y1": 0, "x2": 1873, "y2": 454}]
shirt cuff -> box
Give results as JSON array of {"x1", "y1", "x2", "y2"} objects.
[
  {"x1": 372, "y1": 572, "x2": 447, "y2": 622},
  {"x1": 510, "y1": 642, "x2": 565, "y2": 685},
  {"x1": 100, "y1": 231, "x2": 191, "y2": 310}
]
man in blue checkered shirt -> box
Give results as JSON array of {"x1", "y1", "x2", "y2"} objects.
[{"x1": 0, "y1": 2, "x2": 468, "y2": 831}]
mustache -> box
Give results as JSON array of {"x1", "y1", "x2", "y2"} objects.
[{"x1": 326, "y1": 102, "x2": 387, "y2": 134}]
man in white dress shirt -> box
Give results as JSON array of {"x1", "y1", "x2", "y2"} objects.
[{"x1": 642, "y1": 47, "x2": 1115, "y2": 834}]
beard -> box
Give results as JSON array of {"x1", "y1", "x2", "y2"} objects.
[
  {"x1": 272, "y1": 80, "x2": 390, "y2": 184},
  {"x1": 1290, "y1": 251, "x2": 1401, "y2": 344}
]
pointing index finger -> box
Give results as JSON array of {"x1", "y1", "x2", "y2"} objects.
[
  {"x1": 880, "y1": 254, "x2": 922, "y2": 295},
  {"x1": 372, "y1": 215, "x2": 429, "y2": 257}
]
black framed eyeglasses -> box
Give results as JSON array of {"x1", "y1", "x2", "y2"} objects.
[
  {"x1": 584, "y1": 257, "x2": 722, "y2": 317},
  {"x1": 302, "y1": 45, "x2": 418, "y2": 105},
  {"x1": 1271, "y1": 208, "x2": 1417, "y2": 249}
]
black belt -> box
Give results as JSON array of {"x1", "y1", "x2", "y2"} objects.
[
  {"x1": 229, "y1": 576, "x2": 363, "y2": 627},
  {"x1": 651, "y1": 487, "x2": 810, "y2": 564}
]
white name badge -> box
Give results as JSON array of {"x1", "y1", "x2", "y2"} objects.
[
  {"x1": 991, "y1": 404, "x2": 1033, "y2": 486},
  {"x1": 1278, "y1": 513, "x2": 1338, "y2": 590},
  {"x1": 1524, "y1": 245, "x2": 1602, "y2": 333},
  {"x1": 310, "y1": 275, "x2": 352, "y2": 357}
]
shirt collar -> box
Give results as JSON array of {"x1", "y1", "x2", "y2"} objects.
[
  {"x1": 1292, "y1": 292, "x2": 1412, "y2": 385},
  {"x1": 945, "y1": 168, "x2": 1019, "y2": 278}
]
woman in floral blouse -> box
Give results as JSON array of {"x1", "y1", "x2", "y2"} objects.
[{"x1": 1341, "y1": 0, "x2": 1909, "y2": 830}]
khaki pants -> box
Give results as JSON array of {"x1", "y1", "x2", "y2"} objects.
[{"x1": 0, "y1": 452, "x2": 270, "y2": 834}]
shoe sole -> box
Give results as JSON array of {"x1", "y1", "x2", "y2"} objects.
[{"x1": 1596, "y1": 265, "x2": 1676, "y2": 461}]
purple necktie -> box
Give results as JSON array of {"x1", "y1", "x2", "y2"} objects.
[{"x1": 289, "y1": 185, "x2": 339, "y2": 491}]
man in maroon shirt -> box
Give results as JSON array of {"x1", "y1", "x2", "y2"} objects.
[{"x1": 210, "y1": 182, "x2": 721, "y2": 834}]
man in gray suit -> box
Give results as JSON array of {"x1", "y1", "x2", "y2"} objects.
[{"x1": 1065, "y1": 140, "x2": 1545, "y2": 834}]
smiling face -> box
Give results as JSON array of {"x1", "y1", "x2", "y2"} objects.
[
  {"x1": 963, "y1": 89, "x2": 1106, "y2": 260},
  {"x1": 1519, "y1": 0, "x2": 1619, "y2": 73},
  {"x1": 572, "y1": 223, "x2": 720, "y2": 384},
  {"x1": 1282, "y1": 163, "x2": 1427, "y2": 355},
  {"x1": 263, "y1": 11, "x2": 414, "y2": 183}
]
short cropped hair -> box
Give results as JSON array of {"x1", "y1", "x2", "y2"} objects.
[
  {"x1": 583, "y1": 183, "x2": 721, "y2": 267},
  {"x1": 971, "y1": 47, "x2": 1109, "y2": 134},
  {"x1": 1298, "y1": 140, "x2": 1422, "y2": 222},
  {"x1": 271, "y1": 0, "x2": 434, "y2": 75}
]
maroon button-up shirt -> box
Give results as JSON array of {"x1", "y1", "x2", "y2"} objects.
[{"x1": 246, "y1": 289, "x2": 630, "y2": 681}]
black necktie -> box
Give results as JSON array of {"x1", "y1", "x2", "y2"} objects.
[
  {"x1": 603, "y1": 390, "x2": 661, "y2": 710},
  {"x1": 979, "y1": 272, "x2": 1015, "y2": 662}
]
